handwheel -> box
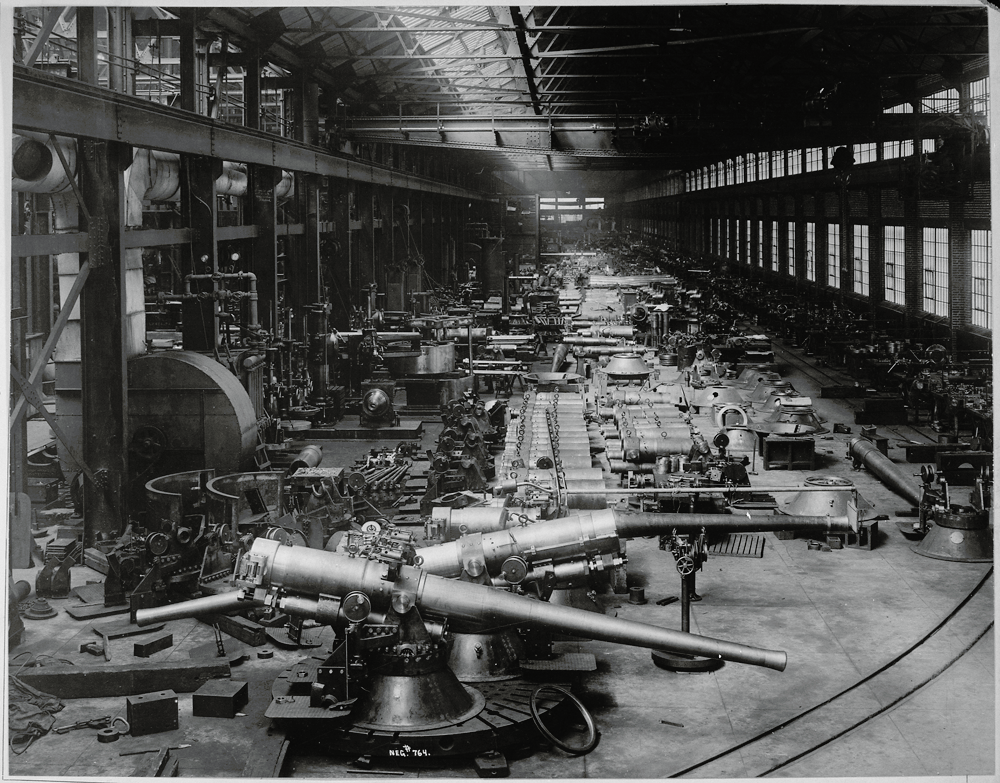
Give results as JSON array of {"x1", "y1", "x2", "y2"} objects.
[
  {"x1": 529, "y1": 685, "x2": 599, "y2": 756},
  {"x1": 675, "y1": 555, "x2": 696, "y2": 576}
]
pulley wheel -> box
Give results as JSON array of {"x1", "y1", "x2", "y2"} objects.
[{"x1": 130, "y1": 425, "x2": 167, "y2": 462}]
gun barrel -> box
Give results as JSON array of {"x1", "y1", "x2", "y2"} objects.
[
  {"x1": 416, "y1": 507, "x2": 854, "y2": 579},
  {"x1": 849, "y1": 438, "x2": 922, "y2": 506},
  {"x1": 615, "y1": 511, "x2": 855, "y2": 537},
  {"x1": 136, "y1": 591, "x2": 264, "y2": 626},
  {"x1": 418, "y1": 573, "x2": 786, "y2": 672}
]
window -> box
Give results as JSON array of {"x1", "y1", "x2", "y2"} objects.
[
  {"x1": 787, "y1": 150, "x2": 802, "y2": 176},
  {"x1": 921, "y1": 138, "x2": 937, "y2": 154},
  {"x1": 921, "y1": 88, "x2": 959, "y2": 113},
  {"x1": 540, "y1": 198, "x2": 556, "y2": 210},
  {"x1": 922, "y1": 227, "x2": 949, "y2": 316},
  {"x1": 855, "y1": 143, "x2": 877, "y2": 164},
  {"x1": 805, "y1": 147, "x2": 823, "y2": 173},
  {"x1": 744, "y1": 219, "x2": 752, "y2": 264},
  {"x1": 772, "y1": 150, "x2": 786, "y2": 178},
  {"x1": 771, "y1": 221, "x2": 780, "y2": 271},
  {"x1": 827, "y1": 224, "x2": 841, "y2": 288},
  {"x1": 735, "y1": 155, "x2": 745, "y2": 184},
  {"x1": 884, "y1": 226, "x2": 906, "y2": 305},
  {"x1": 787, "y1": 221, "x2": 795, "y2": 275},
  {"x1": 883, "y1": 139, "x2": 914, "y2": 160},
  {"x1": 971, "y1": 229, "x2": 992, "y2": 329},
  {"x1": 853, "y1": 225, "x2": 870, "y2": 296},
  {"x1": 725, "y1": 158, "x2": 734, "y2": 186},
  {"x1": 747, "y1": 153, "x2": 757, "y2": 183},
  {"x1": 585, "y1": 198, "x2": 605, "y2": 209},
  {"x1": 723, "y1": 218, "x2": 729, "y2": 259},
  {"x1": 758, "y1": 152, "x2": 770, "y2": 180},
  {"x1": 970, "y1": 77, "x2": 989, "y2": 116},
  {"x1": 884, "y1": 102, "x2": 913, "y2": 114},
  {"x1": 758, "y1": 221, "x2": 765, "y2": 266},
  {"x1": 805, "y1": 222, "x2": 816, "y2": 280}
]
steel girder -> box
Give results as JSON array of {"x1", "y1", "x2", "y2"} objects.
[{"x1": 12, "y1": 65, "x2": 491, "y2": 202}]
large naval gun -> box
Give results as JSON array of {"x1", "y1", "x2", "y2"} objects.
[{"x1": 136, "y1": 537, "x2": 786, "y2": 763}]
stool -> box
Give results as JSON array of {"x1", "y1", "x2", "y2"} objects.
[{"x1": 762, "y1": 436, "x2": 815, "y2": 471}]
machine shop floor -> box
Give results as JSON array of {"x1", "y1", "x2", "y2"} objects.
[{"x1": 8, "y1": 334, "x2": 995, "y2": 780}]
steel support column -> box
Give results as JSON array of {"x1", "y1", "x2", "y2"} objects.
[
  {"x1": 180, "y1": 156, "x2": 219, "y2": 351},
  {"x1": 250, "y1": 165, "x2": 280, "y2": 338},
  {"x1": 329, "y1": 186, "x2": 352, "y2": 328},
  {"x1": 179, "y1": 12, "x2": 203, "y2": 114},
  {"x1": 78, "y1": 138, "x2": 130, "y2": 545}
]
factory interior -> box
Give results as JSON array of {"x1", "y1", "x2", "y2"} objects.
[{"x1": 5, "y1": 3, "x2": 997, "y2": 780}]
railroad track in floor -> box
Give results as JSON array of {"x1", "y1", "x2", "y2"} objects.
[{"x1": 667, "y1": 567, "x2": 994, "y2": 778}]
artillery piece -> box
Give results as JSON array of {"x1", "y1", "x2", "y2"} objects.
[{"x1": 137, "y1": 536, "x2": 786, "y2": 765}]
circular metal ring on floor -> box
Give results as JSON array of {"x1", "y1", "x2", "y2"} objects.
[
  {"x1": 651, "y1": 649, "x2": 725, "y2": 673},
  {"x1": 529, "y1": 684, "x2": 599, "y2": 755},
  {"x1": 96, "y1": 728, "x2": 120, "y2": 743}
]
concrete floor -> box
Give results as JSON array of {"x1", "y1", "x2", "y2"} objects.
[{"x1": 7, "y1": 292, "x2": 996, "y2": 779}]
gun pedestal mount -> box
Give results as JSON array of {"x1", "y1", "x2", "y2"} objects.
[{"x1": 652, "y1": 530, "x2": 723, "y2": 673}]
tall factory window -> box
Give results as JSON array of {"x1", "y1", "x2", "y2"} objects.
[
  {"x1": 787, "y1": 149, "x2": 803, "y2": 176},
  {"x1": 744, "y1": 219, "x2": 752, "y2": 264},
  {"x1": 723, "y1": 218, "x2": 729, "y2": 259},
  {"x1": 725, "y1": 158, "x2": 735, "y2": 185},
  {"x1": 805, "y1": 222, "x2": 816, "y2": 280},
  {"x1": 771, "y1": 221, "x2": 780, "y2": 271},
  {"x1": 922, "y1": 227, "x2": 949, "y2": 316},
  {"x1": 772, "y1": 150, "x2": 786, "y2": 178},
  {"x1": 787, "y1": 221, "x2": 796, "y2": 275},
  {"x1": 922, "y1": 88, "x2": 960, "y2": 113},
  {"x1": 853, "y1": 225, "x2": 870, "y2": 296},
  {"x1": 971, "y1": 229, "x2": 992, "y2": 329},
  {"x1": 709, "y1": 163, "x2": 718, "y2": 188},
  {"x1": 855, "y1": 143, "x2": 877, "y2": 164},
  {"x1": 758, "y1": 221, "x2": 765, "y2": 266},
  {"x1": 970, "y1": 77, "x2": 990, "y2": 116},
  {"x1": 805, "y1": 147, "x2": 823, "y2": 172},
  {"x1": 827, "y1": 224, "x2": 841, "y2": 287},
  {"x1": 883, "y1": 139, "x2": 914, "y2": 160},
  {"x1": 735, "y1": 155, "x2": 745, "y2": 184},
  {"x1": 884, "y1": 226, "x2": 906, "y2": 304},
  {"x1": 758, "y1": 152, "x2": 770, "y2": 180},
  {"x1": 747, "y1": 153, "x2": 757, "y2": 183}
]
